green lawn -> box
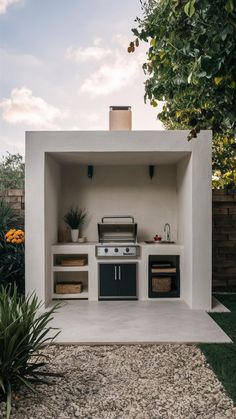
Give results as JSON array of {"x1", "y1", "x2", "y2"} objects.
[
  {"x1": 214, "y1": 294, "x2": 236, "y2": 314},
  {"x1": 199, "y1": 294, "x2": 236, "y2": 404}
]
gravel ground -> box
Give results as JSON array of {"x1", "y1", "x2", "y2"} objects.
[{"x1": 0, "y1": 344, "x2": 236, "y2": 419}]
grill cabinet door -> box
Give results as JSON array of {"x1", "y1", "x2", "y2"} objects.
[
  {"x1": 99, "y1": 264, "x2": 118, "y2": 297},
  {"x1": 118, "y1": 264, "x2": 137, "y2": 297}
]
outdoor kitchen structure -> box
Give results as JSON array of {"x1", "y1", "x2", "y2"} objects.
[{"x1": 25, "y1": 107, "x2": 212, "y2": 311}]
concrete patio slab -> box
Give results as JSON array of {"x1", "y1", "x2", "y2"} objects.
[{"x1": 49, "y1": 300, "x2": 231, "y2": 344}]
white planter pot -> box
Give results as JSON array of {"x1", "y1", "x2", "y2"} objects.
[{"x1": 71, "y1": 229, "x2": 79, "y2": 243}]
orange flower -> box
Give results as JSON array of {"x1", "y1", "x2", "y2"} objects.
[{"x1": 5, "y1": 229, "x2": 25, "y2": 244}]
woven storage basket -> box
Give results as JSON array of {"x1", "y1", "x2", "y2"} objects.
[
  {"x1": 61, "y1": 258, "x2": 87, "y2": 266},
  {"x1": 152, "y1": 277, "x2": 171, "y2": 293},
  {"x1": 55, "y1": 282, "x2": 83, "y2": 294}
]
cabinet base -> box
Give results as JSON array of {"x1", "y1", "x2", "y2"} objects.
[{"x1": 99, "y1": 297, "x2": 138, "y2": 300}]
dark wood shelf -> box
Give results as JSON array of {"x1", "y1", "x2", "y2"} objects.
[{"x1": 151, "y1": 272, "x2": 178, "y2": 277}]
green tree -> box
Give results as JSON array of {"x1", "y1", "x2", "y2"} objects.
[
  {"x1": 129, "y1": 0, "x2": 236, "y2": 187},
  {"x1": 0, "y1": 152, "x2": 25, "y2": 190}
]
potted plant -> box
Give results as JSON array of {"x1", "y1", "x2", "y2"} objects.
[{"x1": 63, "y1": 207, "x2": 87, "y2": 243}]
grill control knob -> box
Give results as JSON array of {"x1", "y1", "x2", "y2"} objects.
[
  {"x1": 114, "y1": 248, "x2": 119, "y2": 253},
  {"x1": 126, "y1": 248, "x2": 130, "y2": 253},
  {"x1": 104, "y1": 248, "x2": 108, "y2": 253}
]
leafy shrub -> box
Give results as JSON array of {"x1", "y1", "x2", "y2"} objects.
[{"x1": 0, "y1": 285, "x2": 60, "y2": 419}]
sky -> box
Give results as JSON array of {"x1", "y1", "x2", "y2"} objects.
[{"x1": 0, "y1": 0, "x2": 163, "y2": 156}]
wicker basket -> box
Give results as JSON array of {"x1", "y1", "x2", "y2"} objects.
[
  {"x1": 152, "y1": 277, "x2": 171, "y2": 293},
  {"x1": 61, "y1": 257, "x2": 87, "y2": 266},
  {"x1": 55, "y1": 282, "x2": 83, "y2": 294}
]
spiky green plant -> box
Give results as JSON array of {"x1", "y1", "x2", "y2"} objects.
[
  {"x1": 63, "y1": 206, "x2": 87, "y2": 229},
  {"x1": 0, "y1": 285, "x2": 60, "y2": 419},
  {"x1": 0, "y1": 241, "x2": 25, "y2": 293},
  {"x1": 0, "y1": 199, "x2": 19, "y2": 232}
]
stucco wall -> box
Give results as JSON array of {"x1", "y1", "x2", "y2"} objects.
[
  {"x1": 59, "y1": 164, "x2": 178, "y2": 242},
  {"x1": 45, "y1": 155, "x2": 61, "y2": 304},
  {"x1": 25, "y1": 130, "x2": 212, "y2": 308},
  {"x1": 191, "y1": 131, "x2": 212, "y2": 309},
  {"x1": 177, "y1": 155, "x2": 192, "y2": 306},
  {"x1": 6, "y1": 186, "x2": 234, "y2": 294}
]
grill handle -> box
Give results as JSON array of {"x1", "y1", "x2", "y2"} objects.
[{"x1": 101, "y1": 215, "x2": 135, "y2": 223}]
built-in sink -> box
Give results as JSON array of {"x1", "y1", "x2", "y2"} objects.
[{"x1": 144, "y1": 241, "x2": 176, "y2": 244}]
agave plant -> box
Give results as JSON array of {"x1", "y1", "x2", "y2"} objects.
[
  {"x1": 0, "y1": 243, "x2": 25, "y2": 293},
  {"x1": 0, "y1": 199, "x2": 19, "y2": 232},
  {"x1": 63, "y1": 206, "x2": 87, "y2": 229},
  {"x1": 0, "y1": 285, "x2": 61, "y2": 419}
]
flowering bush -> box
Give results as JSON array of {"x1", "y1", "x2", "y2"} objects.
[
  {"x1": 5, "y1": 228, "x2": 25, "y2": 244},
  {"x1": 0, "y1": 198, "x2": 25, "y2": 294},
  {"x1": 0, "y1": 234, "x2": 25, "y2": 294},
  {"x1": 0, "y1": 230, "x2": 25, "y2": 294}
]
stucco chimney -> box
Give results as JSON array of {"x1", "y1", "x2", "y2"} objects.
[{"x1": 109, "y1": 106, "x2": 132, "y2": 130}]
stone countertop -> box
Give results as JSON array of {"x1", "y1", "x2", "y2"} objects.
[
  {"x1": 52, "y1": 241, "x2": 97, "y2": 246},
  {"x1": 53, "y1": 242, "x2": 183, "y2": 247},
  {"x1": 52, "y1": 242, "x2": 184, "y2": 255},
  {"x1": 140, "y1": 241, "x2": 183, "y2": 246}
]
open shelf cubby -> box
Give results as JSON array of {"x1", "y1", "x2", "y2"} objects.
[
  {"x1": 52, "y1": 253, "x2": 89, "y2": 300},
  {"x1": 148, "y1": 255, "x2": 180, "y2": 298}
]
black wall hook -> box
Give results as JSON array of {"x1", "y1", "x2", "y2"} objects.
[
  {"x1": 88, "y1": 165, "x2": 94, "y2": 179},
  {"x1": 149, "y1": 165, "x2": 155, "y2": 179}
]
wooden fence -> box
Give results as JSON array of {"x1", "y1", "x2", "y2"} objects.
[
  {"x1": 213, "y1": 189, "x2": 236, "y2": 291},
  {"x1": 0, "y1": 189, "x2": 24, "y2": 221}
]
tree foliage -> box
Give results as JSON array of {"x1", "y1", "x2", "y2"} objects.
[
  {"x1": 129, "y1": 0, "x2": 236, "y2": 187},
  {"x1": 212, "y1": 134, "x2": 236, "y2": 188},
  {"x1": 0, "y1": 153, "x2": 25, "y2": 190}
]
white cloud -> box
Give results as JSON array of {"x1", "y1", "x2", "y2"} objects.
[
  {"x1": 80, "y1": 57, "x2": 140, "y2": 96},
  {"x1": 66, "y1": 38, "x2": 112, "y2": 63},
  {"x1": 0, "y1": 87, "x2": 66, "y2": 128},
  {"x1": 75, "y1": 35, "x2": 145, "y2": 96},
  {"x1": 0, "y1": 0, "x2": 21, "y2": 14}
]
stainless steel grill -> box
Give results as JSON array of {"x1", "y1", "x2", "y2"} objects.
[
  {"x1": 96, "y1": 216, "x2": 140, "y2": 258},
  {"x1": 98, "y1": 215, "x2": 137, "y2": 243}
]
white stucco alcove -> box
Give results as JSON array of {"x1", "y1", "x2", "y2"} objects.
[{"x1": 25, "y1": 130, "x2": 212, "y2": 309}]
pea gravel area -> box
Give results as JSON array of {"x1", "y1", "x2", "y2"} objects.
[{"x1": 1, "y1": 344, "x2": 236, "y2": 419}]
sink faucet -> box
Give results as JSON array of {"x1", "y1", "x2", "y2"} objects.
[{"x1": 164, "y1": 223, "x2": 171, "y2": 242}]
